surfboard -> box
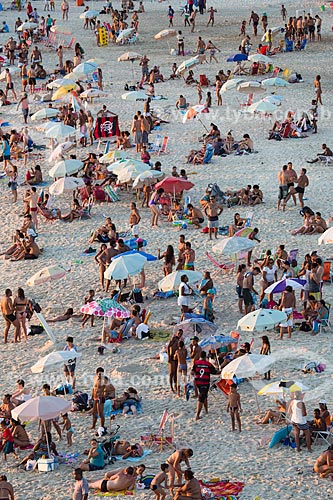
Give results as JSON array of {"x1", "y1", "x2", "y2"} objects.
[{"x1": 269, "y1": 425, "x2": 292, "y2": 448}]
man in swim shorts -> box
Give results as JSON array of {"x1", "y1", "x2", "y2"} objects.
[
  {"x1": 204, "y1": 195, "x2": 223, "y2": 240},
  {"x1": 1, "y1": 288, "x2": 20, "y2": 343}
]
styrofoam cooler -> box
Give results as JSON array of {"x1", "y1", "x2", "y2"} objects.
[{"x1": 37, "y1": 458, "x2": 59, "y2": 472}]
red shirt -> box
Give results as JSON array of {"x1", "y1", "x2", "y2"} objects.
[
  {"x1": 193, "y1": 359, "x2": 217, "y2": 386},
  {"x1": 3, "y1": 428, "x2": 14, "y2": 442},
  {"x1": 259, "y1": 45, "x2": 268, "y2": 55}
]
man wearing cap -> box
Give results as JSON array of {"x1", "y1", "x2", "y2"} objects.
[
  {"x1": 190, "y1": 337, "x2": 202, "y2": 398},
  {"x1": 64, "y1": 336, "x2": 78, "y2": 390},
  {"x1": 167, "y1": 330, "x2": 183, "y2": 393}
]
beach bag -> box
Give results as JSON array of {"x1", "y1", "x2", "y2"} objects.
[
  {"x1": 28, "y1": 325, "x2": 44, "y2": 336},
  {"x1": 130, "y1": 288, "x2": 143, "y2": 303}
]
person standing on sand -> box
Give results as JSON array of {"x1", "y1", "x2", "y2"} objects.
[
  {"x1": 204, "y1": 195, "x2": 223, "y2": 240},
  {"x1": 63, "y1": 336, "x2": 78, "y2": 390},
  {"x1": 0, "y1": 475, "x2": 14, "y2": 500},
  {"x1": 283, "y1": 168, "x2": 309, "y2": 210},
  {"x1": 227, "y1": 383, "x2": 242, "y2": 432},
  {"x1": 242, "y1": 267, "x2": 261, "y2": 314},
  {"x1": 207, "y1": 7, "x2": 216, "y2": 27},
  {"x1": 166, "y1": 449, "x2": 193, "y2": 488},
  {"x1": 192, "y1": 351, "x2": 217, "y2": 420},
  {"x1": 279, "y1": 285, "x2": 295, "y2": 339},
  {"x1": 281, "y1": 4, "x2": 287, "y2": 21},
  {"x1": 288, "y1": 392, "x2": 312, "y2": 453},
  {"x1": 167, "y1": 329, "x2": 183, "y2": 393},
  {"x1": 277, "y1": 164, "x2": 288, "y2": 210},
  {"x1": 168, "y1": 5, "x2": 174, "y2": 27},
  {"x1": 183, "y1": 241, "x2": 195, "y2": 270},
  {"x1": 314, "y1": 74, "x2": 323, "y2": 105},
  {"x1": 249, "y1": 10, "x2": 259, "y2": 36},
  {"x1": 174, "y1": 340, "x2": 188, "y2": 398},
  {"x1": 1, "y1": 289, "x2": 20, "y2": 343},
  {"x1": 285, "y1": 161, "x2": 297, "y2": 206},
  {"x1": 72, "y1": 468, "x2": 88, "y2": 500},
  {"x1": 61, "y1": 0, "x2": 69, "y2": 21},
  {"x1": 25, "y1": 186, "x2": 38, "y2": 230}
]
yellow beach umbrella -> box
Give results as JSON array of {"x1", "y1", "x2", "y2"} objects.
[{"x1": 52, "y1": 84, "x2": 76, "y2": 101}]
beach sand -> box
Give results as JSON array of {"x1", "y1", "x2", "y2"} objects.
[{"x1": 0, "y1": 0, "x2": 333, "y2": 498}]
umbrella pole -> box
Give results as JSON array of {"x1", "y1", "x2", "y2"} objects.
[
  {"x1": 101, "y1": 316, "x2": 105, "y2": 344},
  {"x1": 197, "y1": 117, "x2": 209, "y2": 132},
  {"x1": 252, "y1": 384, "x2": 261, "y2": 415},
  {"x1": 43, "y1": 420, "x2": 51, "y2": 457}
]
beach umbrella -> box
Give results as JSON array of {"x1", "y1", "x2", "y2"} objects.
[
  {"x1": 80, "y1": 298, "x2": 130, "y2": 319},
  {"x1": 45, "y1": 123, "x2": 76, "y2": 138},
  {"x1": 112, "y1": 250, "x2": 157, "y2": 262},
  {"x1": 104, "y1": 253, "x2": 147, "y2": 281},
  {"x1": 220, "y1": 78, "x2": 245, "y2": 93},
  {"x1": 80, "y1": 88, "x2": 108, "y2": 99},
  {"x1": 227, "y1": 53, "x2": 248, "y2": 62},
  {"x1": 245, "y1": 100, "x2": 278, "y2": 114},
  {"x1": 48, "y1": 142, "x2": 75, "y2": 162},
  {"x1": 116, "y1": 28, "x2": 136, "y2": 43},
  {"x1": 154, "y1": 177, "x2": 194, "y2": 197},
  {"x1": 262, "y1": 77, "x2": 289, "y2": 87},
  {"x1": 176, "y1": 56, "x2": 201, "y2": 75},
  {"x1": 199, "y1": 334, "x2": 235, "y2": 349},
  {"x1": 234, "y1": 227, "x2": 253, "y2": 238},
  {"x1": 122, "y1": 91, "x2": 149, "y2": 101},
  {"x1": 50, "y1": 24, "x2": 72, "y2": 35},
  {"x1": 262, "y1": 95, "x2": 283, "y2": 106},
  {"x1": 173, "y1": 318, "x2": 218, "y2": 337},
  {"x1": 31, "y1": 351, "x2": 82, "y2": 374},
  {"x1": 318, "y1": 227, "x2": 333, "y2": 245},
  {"x1": 237, "y1": 81, "x2": 265, "y2": 94},
  {"x1": 133, "y1": 170, "x2": 164, "y2": 187},
  {"x1": 49, "y1": 176, "x2": 85, "y2": 195},
  {"x1": 117, "y1": 165, "x2": 152, "y2": 184},
  {"x1": 258, "y1": 380, "x2": 309, "y2": 396},
  {"x1": 79, "y1": 9, "x2": 99, "y2": 19},
  {"x1": 26, "y1": 264, "x2": 69, "y2": 286},
  {"x1": 86, "y1": 58, "x2": 105, "y2": 65},
  {"x1": 0, "y1": 66, "x2": 20, "y2": 80},
  {"x1": 248, "y1": 53, "x2": 272, "y2": 64},
  {"x1": 261, "y1": 26, "x2": 283, "y2": 42},
  {"x1": 154, "y1": 29, "x2": 176, "y2": 40},
  {"x1": 51, "y1": 84, "x2": 77, "y2": 101},
  {"x1": 237, "y1": 308, "x2": 287, "y2": 332},
  {"x1": 48, "y1": 159, "x2": 83, "y2": 178},
  {"x1": 212, "y1": 236, "x2": 256, "y2": 256},
  {"x1": 118, "y1": 51, "x2": 142, "y2": 62},
  {"x1": 107, "y1": 159, "x2": 138, "y2": 173},
  {"x1": 182, "y1": 105, "x2": 207, "y2": 124},
  {"x1": 47, "y1": 78, "x2": 77, "y2": 90},
  {"x1": 73, "y1": 62, "x2": 98, "y2": 76},
  {"x1": 17, "y1": 21, "x2": 38, "y2": 31},
  {"x1": 100, "y1": 151, "x2": 130, "y2": 164},
  {"x1": 31, "y1": 108, "x2": 59, "y2": 121},
  {"x1": 264, "y1": 278, "x2": 306, "y2": 295},
  {"x1": 221, "y1": 353, "x2": 275, "y2": 380},
  {"x1": 158, "y1": 270, "x2": 202, "y2": 292}
]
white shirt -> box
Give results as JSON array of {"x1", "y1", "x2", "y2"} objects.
[{"x1": 263, "y1": 265, "x2": 277, "y2": 282}]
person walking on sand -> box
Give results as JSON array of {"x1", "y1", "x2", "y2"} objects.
[
  {"x1": 1, "y1": 289, "x2": 21, "y2": 343},
  {"x1": 174, "y1": 340, "x2": 188, "y2": 398},
  {"x1": 61, "y1": 0, "x2": 69, "y2": 21},
  {"x1": 167, "y1": 329, "x2": 183, "y2": 393},
  {"x1": 281, "y1": 4, "x2": 287, "y2": 21},
  {"x1": 279, "y1": 285, "x2": 295, "y2": 339},
  {"x1": 207, "y1": 7, "x2": 216, "y2": 27},
  {"x1": 277, "y1": 164, "x2": 288, "y2": 210},
  {"x1": 283, "y1": 168, "x2": 309, "y2": 210},
  {"x1": 192, "y1": 351, "x2": 217, "y2": 420},
  {"x1": 288, "y1": 392, "x2": 312, "y2": 452},
  {"x1": 249, "y1": 10, "x2": 259, "y2": 36},
  {"x1": 72, "y1": 468, "x2": 88, "y2": 500},
  {"x1": 314, "y1": 74, "x2": 323, "y2": 105},
  {"x1": 4, "y1": 69, "x2": 17, "y2": 101},
  {"x1": 17, "y1": 93, "x2": 29, "y2": 124},
  {"x1": 168, "y1": 5, "x2": 174, "y2": 27},
  {"x1": 149, "y1": 188, "x2": 164, "y2": 227},
  {"x1": 204, "y1": 195, "x2": 223, "y2": 240},
  {"x1": 227, "y1": 383, "x2": 242, "y2": 432}
]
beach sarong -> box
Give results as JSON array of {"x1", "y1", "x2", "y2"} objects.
[
  {"x1": 93, "y1": 489, "x2": 134, "y2": 496},
  {"x1": 199, "y1": 480, "x2": 245, "y2": 499}
]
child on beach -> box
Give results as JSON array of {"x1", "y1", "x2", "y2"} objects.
[
  {"x1": 227, "y1": 383, "x2": 242, "y2": 432},
  {"x1": 1, "y1": 421, "x2": 19, "y2": 460},
  {"x1": 239, "y1": 20, "x2": 246, "y2": 36},
  {"x1": 150, "y1": 463, "x2": 169, "y2": 500},
  {"x1": 61, "y1": 413, "x2": 74, "y2": 447},
  {"x1": 81, "y1": 289, "x2": 95, "y2": 327}
]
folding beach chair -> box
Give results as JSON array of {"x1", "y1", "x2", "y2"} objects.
[
  {"x1": 313, "y1": 426, "x2": 333, "y2": 446},
  {"x1": 64, "y1": 37, "x2": 75, "y2": 49},
  {"x1": 319, "y1": 303, "x2": 332, "y2": 334},
  {"x1": 206, "y1": 252, "x2": 235, "y2": 274},
  {"x1": 140, "y1": 410, "x2": 175, "y2": 452},
  {"x1": 322, "y1": 262, "x2": 333, "y2": 283}
]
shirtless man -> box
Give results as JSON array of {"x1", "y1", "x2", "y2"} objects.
[
  {"x1": 183, "y1": 242, "x2": 195, "y2": 271},
  {"x1": 175, "y1": 95, "x2": 188, "y2": 110},
  {"x1": 150, "y1": 463, "x2": 169, "y2": 500},
  {"x1": 176, "y1": 234, "x2": 186, "y2": 270},
  {"x1": 283, "y1": 168, "x2": 309, "y2": 210},
  {"x1": 279, "y1": 285, "x2": 296, "y2": 339},
  {"x1": 174, "y1": 340, "x2": 187, "y2": 398},
  {"x1": 285, "y1": 162, "x2": 297, "y2": 206},
  {"x1": 1, "y1": 289, "x2": 20, "y2": 343},
  {"x1": 25, "y1": 187, "x2": 38, "y2": 229},
  {"x1": 277, "y1": 164, "x2": 288, "y2": 210},
  {"x1": 129, "y1": 202, "x2": 141, "y2": 238},
  {"x1": 242, "y1": 267, "x2": 261, "y2": 314},
  {"x1": 89, "y1": 467, "x2": 136, "y2": 493},
  {"x1": 4, "y1": 69, "x2": 17, "y2": 101},
  {"x1": 187, "y1": 203, "x2": 204, "y2": 229},
  {"x1": 0, "y1": 475, "x2": 14, "y2": 500},
  {"x1": 314, "y1": 445, "x2": 333, "y2": 478},
  {"x1": 308, "y1": 212, "x2": 327, "y2": 234},
  {"x1": 91, "y1": 368, "x2": 105, "y2": 429},
  {"x1": 249, "y1": 11, "x2": 259, "y2": 36},
  {"x1": 196, "y1": 36, "x2": 206, "y2": 56},
  {"x1": 204, "y1": 195, "x2": 223, "y2": 240},
  {"x1": 166, "y1": 449, "x2": 193, "y2": 488}
]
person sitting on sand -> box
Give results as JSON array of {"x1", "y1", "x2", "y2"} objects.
[
  {"x1": 310, "y1": 408, "x2": 327, "y2": 433},
  {"x1": 0, "y1": 395, "x2": 14, "y2": 419},
  {"x1": 237, "y1": 134, "x2": 254, "y2": 153},
  {"x1": 121, "y1": 443, "x2": 143, "y2": 459},
  {"x1": 61, "y1": 198, "x2": 83, "y2": 222},
  {"x1": 258, "y1": 399, "x2": 286, "y2": 424},
  {"x1": 19, "y1": 432, "x2": 58, "y2": 467},
  {"x1": 0, "y1": 475, "x2": 14, "y2": 500},
  {"x1": 9, "y1": 232, "x2": 40, "y2": 261},
  {"x1": 175, "y1": 95, "x2": 189, "y2": 110},
  {"x1": 79, "y1": 438, "x2": 105, "y2": 472},
  {"x1": 48, "y1": 308, "x2": 75, "y2": 322},
  {"x1": 88, "y1": 466, "x2": 136, "y2": 492},
  {"x1": 10, "y1": 418, "x2": 31, "y2": 448},
  {"x1": 187, "y1": 204, "x2": 204, "y2": 229},
  {"x1": 314, "y1": 445, "x2": 333, "y2": 478},
  {"x1": 173, "y1": 469, "x2": 202, "y2": 500},
  {"x1": 25, "y1": 165, "x2": 43, "y2": 185},
  {"x1": 307, "y1": 212, "x2": 327, "y2": 234},
  {"x1": 11, "y1": 379, "x2": 31, "y2": 406},
  {"x1": 122, "y1": 387, "x2": 141, "y2": 416}
]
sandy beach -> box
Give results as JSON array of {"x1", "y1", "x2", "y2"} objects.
[{"x1": 0, "y1": 0, "x2": 333, "y2": 499}]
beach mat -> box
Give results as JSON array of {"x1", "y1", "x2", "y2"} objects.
[
  {"x1": 93, "y1": 489, "x2": 135, "y2": 497},
  {"x1": 199, "y1": 480, "x2": 245, "y2": 499},
  {"x1": 150, "y1": 329, "x2": 171, "y2": 341},
  {"x1": 114, "y1": 449, "x2": 152, "y2": 462}
]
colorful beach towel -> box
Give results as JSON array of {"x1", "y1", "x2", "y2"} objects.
[
  {"x1": 93, "y1": 489, "x2": 134, "y2": 496},
  {"x1": 199, "y1": 480, "x2": 245, "y2": 500},
  {"x1": 114, "y1": 449, "x2": 152, "y2": 462}
]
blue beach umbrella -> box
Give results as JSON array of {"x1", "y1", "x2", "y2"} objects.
[{"x1": 227, "y1": 53, "x2": 248, "y2": 62}]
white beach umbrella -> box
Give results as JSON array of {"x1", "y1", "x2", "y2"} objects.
[
  {"x1": 108, "y1": 159, "x2": 147, "y2": 174},
  {"x1": 220, "y1": 78, "x2": 245, "y2": 93},
  {"x1": 318, "y1": 227, "x2": 333, "y2": 245},
  {"x1": 118, "y1": 51, "x2": 142, "y2": 62},
  {"x1": 17, "y1": 21, "x2": 38, "y2": 31},
  {"x1": 31, "y1": 351, "x2": 82, "y2": 374},
  {"x1": 237, "y1": 308, "x2": 287, "y2": 332},
  {"x1": 79, "y1": 9, "x2": 99, "y2": 19},
  {"x1": 262, "y1": 77, "x2": 289, "y2": 87},
  {"x1": 117, "y1": 164, "x2": 152, "y2": 183},
  {"x1": 262, "y1": 95, "x2": 283, "y2": 106},
  {"x1": 248, "y1": 53, "x2": 272, "y2": 64},
  {"x1": 26, "y1": 264, "x2": 70, "y2": 286},
  {"x1": 31, "y1": 108, "x2": 59, "y2": 121},
  {"x1": 45, "y1": 123, "x2": 76, "y2": 138},
  {"x1": 245, "y1": 100, "x2": 278, "y2": 114},
  {"x1": 133, "y1": 170, "x2": 164, "y2": 187},
  {"x1": 237, "y1": 81, "x2": 265, "y2": 94},
  {"x1": 154, "y1": 29, "x2": 176, "y2": 40},
  {"x1": 116, "y1": 28, "x2": 136, "y2": 43},
  {"x1": 176, "y1": 56, "x2": 200, "y2": 75},
  {"x1": 73, "y1": 62, "x2": 98, "y2": 76},
  {"x1": 158, "y1": 270, "x2": 203, "y2": 292},
  {"x1": 104, "y1": 253, "x2": 147, "y2": 281},
  {"x1": 100, "y1": 151, "x2": 131, "y2": 164},
  {"x1": 48, "y1": 142, "x2": 75, "y2": 162},
  {"x1": 48, "y1": 159, "x2": 83, "y2": 178},
  {"x1": 122, "y1": 91, "x2": 149, "y2": 101},
  {"x1": 80, "y1": 88, "x2": 108, "y2": 99},
  {"x1": 12, "y1": 396, "x2": 71, "y2": 422},
  {"x1": 212, "y1": 236, "x2": 256, "y2": 255},
  {"x1": 221, "y1": 353, "x2": 275, "y2": 380},
  {"x1": 49, "y1": 176, "x2": 85, "y2": 195},
  {"x1": 0, "y1": 66, "x2": 20, "y2": 80},
  {"x1": 47, "y1": 78, "x2": 77, "y2": 89}
]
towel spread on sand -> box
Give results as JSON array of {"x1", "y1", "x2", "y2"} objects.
[
  {"x1": 199, "y1": 480, "x2": 245, "y2": 499},
  {"x1": 114, "y1": 449, "x2": 152, "y2": 462},
  {"x1": 93, "y1": 489, "x2": 135, "y2": 496}
]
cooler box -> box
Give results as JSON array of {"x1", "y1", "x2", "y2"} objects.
[{"x1": 38, "y1": 458, "x2": 59, "y2": 472}]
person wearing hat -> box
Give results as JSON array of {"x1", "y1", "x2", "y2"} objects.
[
  {"x1": 319, "y1": 400, "x2": 331, "y2": 428},
  {"x1": 63, "y1": 336, "x2": 78, "y2": 390},
  {"x1": 203, "y1": 289, "x2": 215, "y2": 323},
  {"x1": 17, "y1": 93, "x2": 29, "y2": 124}
]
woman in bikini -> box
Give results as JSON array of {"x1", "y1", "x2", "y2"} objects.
[
  {"x1": 13, "y1": 288, "x2": 28, "y2": 341},
  {"x1": 149, "y1": 188, "x2": 164, "y2": 227},
  {"x1": 158, "y1": 245, "x2": 176, "y2": 276}
]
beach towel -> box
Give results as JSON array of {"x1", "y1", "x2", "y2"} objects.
[
  {"x1": 93, "y1": 489, "x2": 135, "y2": 496},
  {"x1": 114, "y1": 449, "x2": 152, "y2": 462},
  {"x1": 199, "y1": 480, "x2": 245, "y2": 499},
  {"x1": 104, "y1": 401, "x2": 143, "y2": 418}
]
